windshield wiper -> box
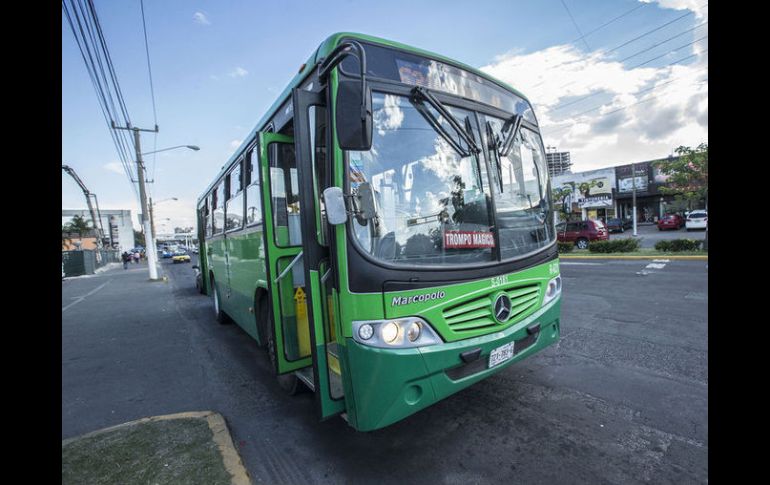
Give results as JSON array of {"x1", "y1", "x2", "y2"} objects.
[
  {"x1": 486, "y1": 121, "x2": 504, "y2": 192},
  {"x1": 464, "y1": 116, "x2": 484, "y2": 185},
  {"x1": 498, "y1": 114, "x2": 523, "y2": 158},
  {"x1": 410, "y1": 86, "x2": 480, "y2": 157}
]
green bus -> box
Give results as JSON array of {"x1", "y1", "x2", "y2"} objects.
[{"x1": 195, "y1": 33, "x2": 562, "y2": 431}]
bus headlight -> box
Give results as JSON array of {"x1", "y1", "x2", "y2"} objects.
[
  {"x1": 352, "y1": 317, "x2": 442, "y2": 348},
  {"x1": 358, "y1": 323, "x2": 374, "y2": 340},
  {"x1": 542, "y1": 275, "x2": 562, "y2": 305},
  {"x1": 381, "y1": 322, "x2": 399, "y2": 343}
]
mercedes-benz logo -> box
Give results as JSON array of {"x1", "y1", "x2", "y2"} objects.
[{"x1": 494, "y1": 294, "x2": 513, "y2": 323}]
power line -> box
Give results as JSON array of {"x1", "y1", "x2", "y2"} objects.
[
  {"x1": 139, "y1": 0, "x2": 160, "y2": 195},
  {"x1": 560, "y1": 0, "x2": 590, "y2": 50},
  {"x1": 568, "y1": 2, "x2": 648, "y2": 45},
  {"x1": 530, "y1": 3, "x2": 706, "y2": 93},
  {"x1": 627, "y1": 35, "x2": 707, "y2": 69},
  {"x1": 543, "y1": 73, "x2": 708, "y2": 138},
  {"x1": 549, "y1": 26, "x2": 708, "y2": 112},
  {"x1": 62, "y1": 0, "x2": 140, "y2": 201}
]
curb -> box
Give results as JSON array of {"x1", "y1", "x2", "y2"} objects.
[
  {"x1": 62, "y1": 411, "x2": 251, "y2": 485},
  {"x1": 560, "y1": 255, "x2": 707, "y2": 260}
]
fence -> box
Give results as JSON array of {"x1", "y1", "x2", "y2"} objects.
[{"x1": 62, "y1": 249, "x2": 121, "y2": 277}]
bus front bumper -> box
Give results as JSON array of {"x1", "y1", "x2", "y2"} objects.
[{"x1": 345, "y1": 297, "x2": 561, "y2": 431}]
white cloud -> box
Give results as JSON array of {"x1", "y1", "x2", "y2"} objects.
[
  {"x1": 229, "y1": 139, "x2": 242, "y2": 148},
  {"x1": 228, "y1": 67, "x2": 248, "y2": 78},
  {"x1": 103, "y1": 161, "x2": 126, "y2": 176},
  {"x1": 479, "y1": 2, "x2": 707, "y2": 171},
  {"x1": 193, "y1": 12, "x2": 210, "y2": 25}
]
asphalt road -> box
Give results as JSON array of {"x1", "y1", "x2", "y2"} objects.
[{"x1": 62, "y1": 255, "x2": 708, "y2": 484}]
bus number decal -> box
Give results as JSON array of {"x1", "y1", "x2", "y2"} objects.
[{"x1": 491, "y1": 275, "x2": 509, "y2": 288}]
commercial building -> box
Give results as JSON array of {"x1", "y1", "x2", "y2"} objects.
[
  {"x1": 552, "y1": 155, "x2": 705, "y2": 223},
  {"x1": 553, "y1": 167, "x2": 616, "y2": 222}
]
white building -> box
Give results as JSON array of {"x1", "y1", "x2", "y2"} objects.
[{"x1": 62, "y1": 209, "x2": 135, "y2": 251}]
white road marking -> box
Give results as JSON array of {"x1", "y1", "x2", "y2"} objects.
[
  {"x1": 652, "y1": 259, "x2": 670, "y2": 263},
  {"x1": 645, "y1": 263, "x2": 667, "y2": 269},
  {"x1": 62, "y1": 280, "x2": 111, "y2": 312}
]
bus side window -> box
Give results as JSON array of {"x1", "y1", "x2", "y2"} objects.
[
  {"x1": 203, "y1": 197, "x2": 212, "y2": 238},
  {"x1": 225, "y1": 159, "x2": 244, "y2": 231},
  {"x1": 213, "y1": 182, "x2": 225, "y2": 234},
  {"x1": 269, "y1": 142, "x2": 301, "y2": 246},
  {"x1": 310, "y1": 105, "x2": 328, "y2": 246},
  {"x1": 245, "y1": 147, "x2": 263, "y2": 226}
]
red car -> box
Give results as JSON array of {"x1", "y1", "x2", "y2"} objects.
[
  {"x1": 556, "y1": 219, "x2": 609, "y2": 249},
  {"x1": 657, "y1": 214, "x2": 685, "y2": 230}
]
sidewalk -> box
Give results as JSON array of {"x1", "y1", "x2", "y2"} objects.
[{"x1": 62, "y1": 262, "x2": 250, "y2": 483}]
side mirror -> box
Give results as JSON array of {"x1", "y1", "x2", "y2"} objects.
[
  {"x1": 323, "y1": 187, "x2": 348, "y2": 225},
  {"x1": 336, "y1": 79, "x2": 372, "y2": 151},
  {"x1": 356, "y1": 182, "x2": 377, "y2": 221}
]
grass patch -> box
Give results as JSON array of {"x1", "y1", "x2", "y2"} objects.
[{"x1": 62, "y1": 418, "x2": 232, "y2": 485}]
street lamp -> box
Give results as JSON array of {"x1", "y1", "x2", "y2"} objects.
[
  {"x1": 141, "y1": 145, "x2": 200, "y2": 156},
  {"x1": 149, "y1": 197, "x2": 178, "y2": 242}
]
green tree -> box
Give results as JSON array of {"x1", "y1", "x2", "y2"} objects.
[
  {"x1": 653, "y1": 143, "x2": 708, "y2": 249},
  {"x1": 653, "y1": 143, "x2": 708, "y2": 211},
  {"x1": 134, "y1": 229, "x2": 146, "y2": 248},
  {"x1": 551, "y1": 185, "x2": 573, "y2": 222},
  {"x1": 64, "y1": 215, "x2": 92, "y2": 239}
]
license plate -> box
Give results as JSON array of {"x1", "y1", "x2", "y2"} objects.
[{"x1": 488, "y1": 342, "x2": 515, "y2": 368}]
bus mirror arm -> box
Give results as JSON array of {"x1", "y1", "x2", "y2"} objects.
[
  {"x1": 318, "y1": 41, "x2": 373, "y2": 151},
  {"x1": 323, "y1": 185, "x2": 377, "y2": 225}
]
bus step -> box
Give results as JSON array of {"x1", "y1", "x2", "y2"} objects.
[{"x1": 295, "y1": 367, "x2": 315, "y2": 391}]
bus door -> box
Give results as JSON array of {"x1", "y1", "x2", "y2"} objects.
[
  {"x1": 259, "y1": 132, "x2": 312, "y2": 374},
  {"x1": 291, "y1": 87, "x2": 347, "y2": 419}
]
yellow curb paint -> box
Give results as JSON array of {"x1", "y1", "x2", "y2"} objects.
[
  {"x1": 62, "y1": 411, "x2": 252, "y2": 485},
  {"x1": 560, "y1": 255, "x2": 707, "y2": 260},
  {"x1": 205, "y1": 413, "x2": 252, "y2": 485}
]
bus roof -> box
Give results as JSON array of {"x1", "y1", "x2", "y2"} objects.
[{"x1": 197, "y1": 32, "x2": 530, "y2": 204}]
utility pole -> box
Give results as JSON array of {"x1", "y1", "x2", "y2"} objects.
[
  {"x1": 113, "y1": 122, "x2": 160, "y2": 280},
  {"x1": 149, "y1": 196, "x2": 156, "y2": 244},
  {"x1": 631, "y1": 162, "x2": 637, "y2": 237}
]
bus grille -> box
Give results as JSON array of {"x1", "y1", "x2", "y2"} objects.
[{"x1": 443, "y1": 284, "x2": 541, "y2": 332}]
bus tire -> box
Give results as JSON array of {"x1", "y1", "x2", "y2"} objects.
[
  {"x1": 211, "y1": 277, "x2": 231, "y2": 325},
  {"x1": 256, "y1": 292, "x2": 269, "y2": 348},
  {"x1": 264, "y1": 309, "x2": 300, "y2": 395}
]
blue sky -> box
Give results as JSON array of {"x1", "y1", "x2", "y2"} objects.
[{"x1": 62, "y1": 0, "x2": 707, "y2": 231}]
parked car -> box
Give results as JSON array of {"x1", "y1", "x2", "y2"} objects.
[
  {"x1": 657, "y1": 213, "x2": 685, "y2": 230},
  {"x1": 605, "y1": 217, "x2": 632, "y2": 233},
  {"x1": 556, "y1": 219, "x2": 609, "y2": 249},
  {"x1": 685, "y1": 210, "x2": 707, "y2": 231},
  {"x1": 161, "y1": 250, "x2": 173, "y2": 258}
]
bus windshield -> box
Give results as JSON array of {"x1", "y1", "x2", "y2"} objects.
[{"x1": 348, "y1": 92, "x2": 554, "y2": 267}]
